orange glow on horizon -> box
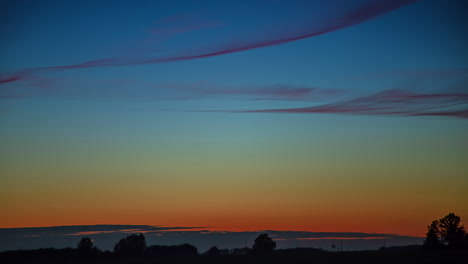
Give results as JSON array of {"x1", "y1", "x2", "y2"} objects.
[{"x1": 0, "y1": 215, "x2": 450, "y2": 238}]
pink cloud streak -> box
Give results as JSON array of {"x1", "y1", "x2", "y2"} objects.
[
  {"x1": 0, "y1": 0, "x2": 416, "y2": 85},
  {"x1": 233, "y1": 89, "x2": 468, "y2": 119}
]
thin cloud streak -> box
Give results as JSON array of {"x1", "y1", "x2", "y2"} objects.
[
  {"x1": 226, "y1": 89, "x2": 468, "y2": 119},
  {"x1": 348, "y1": 69, "x2": 468, "y2": 80},
  {"x1": 0, "y1": 76, "x2": 342, "y2": 102},
  {"x1": 181, "y1": 84, "x2": 344, "y2": 101},
  {"x1": 0, "y1": 0, "x2": 416, "y2": 85}
]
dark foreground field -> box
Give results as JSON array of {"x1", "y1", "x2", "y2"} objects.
[{"x1": 1, "y1": 250, "x2": 467, "y2": 264}]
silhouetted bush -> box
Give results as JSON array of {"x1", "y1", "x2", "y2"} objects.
[
  {"x1": 77, "y1": 237, "x2": 93, "y2": 256},
  {"x1": 204, "y1": 246, "x2": 221, "y2": 256},
  {"x1": 114, "y1": 233, "x2": 146, "y2": 256},
  {"x1": 252, "y1": 233, "x2": 276, "y2": 254}
]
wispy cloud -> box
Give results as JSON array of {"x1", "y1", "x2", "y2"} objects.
[
  {"x1": 202, "y1": 85, "x2": 341, "y2": 100},
  {"x1": 0, "y1": 0, "x2": 416, "y2": 85},
  {"x1": 226, "y1": 89, "x2": 468, "y2": 119},
  {"x1": 0, "y1": 77, "x2": 342, "y2": 102},
  {"x1": 348, "y1": 69, "x2": 468, "y2": 81},
  {"x1": 169, "y1": 83, "x2": 343, "y2": 102}
]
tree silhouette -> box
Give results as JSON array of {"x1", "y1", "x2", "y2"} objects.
[
  {"x1": 438, "y1": 213, "x2": 465, "y2": 248},
  {"x1": 424, "y1": 213, "x2": 466, "y2": 249},
  {"x1": 424, "y1": 220, "x2": 441, "y2": 248},
  {"x1": 113, "y1": 234, "x2": 146, "y2": 256},
  {"x1": 252, "y1": 233, "x2": 276, "y2": 254},
  {"x1": 204, "y1": 246, "x2": 220, "y2": 256},
  {"x1": 77, "y1": 237, "x2": 93, "y2": 255}
]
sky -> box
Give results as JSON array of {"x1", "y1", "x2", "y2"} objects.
[{"x1": 0, "y1": 0, "x2": 467, "y2": 248}]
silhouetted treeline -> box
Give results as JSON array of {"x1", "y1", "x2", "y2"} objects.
[
  {"x1": 1, "y1": 221, "x2": 468, "y2": 263},
  {"x1": 146, "y1": 244, "x2": 198, "y2": 257},
  {"x1": 2, "y1": 246, "x2": 467, "y2": 264}
]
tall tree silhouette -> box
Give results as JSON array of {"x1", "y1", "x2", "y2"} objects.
[
  {"x1": 424, "y1": 220, "x2": 441, "y2": 248},
  {"x1": 425, "y1": 213, "x2": 466, "y2": 249},
  {"x1": 252, "y1": 233, "x2": 276, "y2": 254},
  {"x1": 114, "y1": 234, "x2": 146, "y2": 256},
  {"x1": 438, "y1": 213, "x2": 465, "y2": 248}
]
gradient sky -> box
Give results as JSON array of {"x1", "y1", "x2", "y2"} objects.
[{"x1": 1, "y1": 0, "x2": 467, "y2": 239}]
